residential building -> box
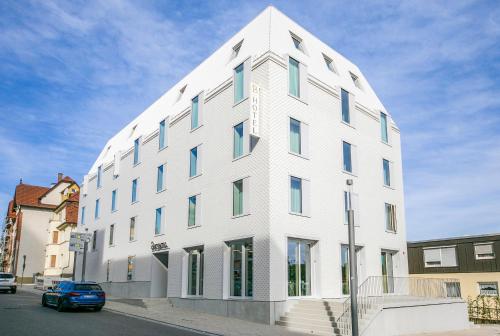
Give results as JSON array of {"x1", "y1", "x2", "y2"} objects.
[
  {"x1": 408, "y1": 233, "x2": 500, "y2": 298},
  {"x1": 75, "y1": 6, "x2": 409, "y2": 324},
  {"x1": 1, "y1": 174, "x2": 79, "y2": 282}
]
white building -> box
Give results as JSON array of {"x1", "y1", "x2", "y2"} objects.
[{"x1": 76, "y1": 6, "x2": 409, "y2": 324}]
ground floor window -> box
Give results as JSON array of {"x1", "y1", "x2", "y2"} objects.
[
  {"x1": 479, "y1": 282, "x2": 498, "y2": 296},
  {"x1": 340, "y1": 245, "x2": 363, "y2": 295},
  {"x1": 381, "y1": 250, "x2": 396, "y2": 293},
  {"x1": 288, "y1": 238, "x2": 313, "y2": 297},
  {"x1": 127, "y1": 256, "x2": 135, "y2": 281},
  {"x1": 229, "y1": 239, "x2": 253, "y2": 297},
  {"x1": 187, "y1": 248, "x2": 204, "y2": 296}
]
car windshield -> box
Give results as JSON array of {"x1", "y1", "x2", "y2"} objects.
[
  {"x1": 0, "y1": 274, "x2": 14, "y2": 279},
  {"x1": 74, "y1": 284, "x2": 102, "y2": 291}
]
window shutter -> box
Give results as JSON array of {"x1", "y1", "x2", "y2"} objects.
[
  {"x1": 243, "y1": 58, "x2": 251, "y2": 100},
  {"x1": 197, "y1": 145, "x2": 202, "y2": 175},
  {"x1": 113, "y1": 151, "x2": 121, "y2": 177},
  {"x1": 299, "y1": 62, "x2": 308, "y2": 102},
  {"x1": 243, "y1": 120, "x2": 250, "y2": 155},
  {"x1": 198, "y1": 91, "x2": 205, "y2": 126},
  {"x1": 424, "y1": 249, "x2": 441, "y2": 263},
  {"x1": 195, "y1": 195, "x2": 201, "y2": 226},
  {"x1": 243, "y1": 177, "x2": 250, "y2": 215},
  {"x1": 302, "y1": 179, "x2": 311, "y2": 216},
  {"x1": 475, "y1": 244, "x2": 493, "y2": 255},
  {"x1": 302, "y1": 122, "x2": 310, "y2": 158},
  {"x1": 352, "y1": 193, "x2": 360, "y2": 227},
  {"x1": 389, "y1": 161, "x2": 394, "y2": 187},
  {"x1": 348, "y1": 92, "x2": 356, "y2": 125},
  {"x1": 441, "y1": 247, "x2": 457, "y2": 267},
  {"x1": 82, "y1": 175, "x2": 89, "y2": 195},
  {"x1": 391, "y1": 204, "x2": 397, "y2": 232},
  {"x1": 351, "y1": 144, "x2": 358, "y2": 175}
]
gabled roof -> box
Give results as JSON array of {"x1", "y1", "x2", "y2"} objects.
[
  {"x1": 37, "y1": 176, "x2": 76, "y2": 201},
  {"x1": 13, "y1": 184, "x2": 55, "y2": 210}
]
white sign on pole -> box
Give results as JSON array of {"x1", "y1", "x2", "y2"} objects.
[
  {"x1": 69, "y1": 232, "x2": 92, "y2": 252},
  {"x1": 249, "y1": 83, "x2": 261, "y2": 137}
]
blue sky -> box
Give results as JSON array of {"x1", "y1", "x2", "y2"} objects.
[{"x1": 0, "y1": 0, "x2": 499, "y2": 240}]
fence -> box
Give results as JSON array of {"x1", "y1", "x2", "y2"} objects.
[
  {"x1": 336, "y1": 276, "x2": 462, "y2": 335},
  {"x1": 468, "y1": 295, "x2": 500, "y2": 324},
  {"x1": 34, "y1": 276, "x2": 65, "y2": 290}
]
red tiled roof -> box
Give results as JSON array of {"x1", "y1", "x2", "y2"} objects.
[
  {"x1": 13, "y1": 184, "x2": 56, "y2": 209},
  {"x1": 6, "y1": 200, "x2": 15, "y2": 219}
]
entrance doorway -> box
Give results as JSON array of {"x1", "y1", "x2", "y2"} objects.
[
  {"x1": 381, "y1": 250, "x2": 395, "y2": 293},
  {"x1": 288, "y1": 238, "x2": 314, "y2": 297}
]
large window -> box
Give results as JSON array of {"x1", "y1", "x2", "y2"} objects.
[
  {"x1": 384, "y1": 203, "x2": 397, "y2": 232},
  {"x1": 383, "y1": 159, "x2": 391, "y2": 187},
  {"x1": 187, "y1": 248, "x2": 204, "y2": 296},
  {"x1": 94, "y1": 199, "x2": 100, "y2": 219},
  {"x1": 159, "y1": 119, "x2": 167, "y2": 150},
  {"x1": 234, "y1": 63, "x2": 244, "y2": 103},
  {"x1": 109, "y1": 224, "x2": 115, "y2": 246},
  {"x1": 423, "y1": 246, "x2": 457, "y2": 268},
  {"x1": 341, "y1": 89, "x2": 350, "y2": 124},
  {"x1": 233, "y1": 179, "x2": 244, "y2": 216},
  {"x1": 474, "y1": 243, "x2": 495, "y2": 260},
  {"x1": 97, "y1": 165, "x2": 102, "y2": 188},
  {"x1": 111, "y1": 189, "x2": 117, "y2": 212},
  {"x1": 127, "y1": 256, "x2": 135, "y2": 281},
  {"x1": 289, "y1": 118, "x2": 301, "y2": 154},
  {"x1": 189, "y1": 146, "x2": 199, "y2": 177},
  {"x1": 289, "y1": 57, "x2": 300, "y2": 97},
  {"x1": 188, "y1": 195, "x2": 198, "y2": 227},
  {"x1": 229, "y1": 239, "x2": 253, "y2": 297},
  {"x1": 290, "y1": 176, "x2": 302, "y2": 214},
  {"x1": 129, "y1": 217, "x2": 136, "y2": 241},
  {"x1": 133, "y1": 138, "x2": 140, "y2": 165},
  {"x1": 288, "y1": 239, "x2": 312, "y2": 297},
  {"x1": 131, "y1": 179, "x2": 138, "y2": 203},
  {"x1": 157, "y1": 164, "x2": 165, "y2": 192},
  {"x1": 191, "y1": 95, "x2": 199, "y2": 130},
  {"x1": 155, "y1": 207, "x2": 164, "y2": 235},
  {"x1": 233, "y1": 122, "x2": 244, "y2": 159},
  {"x1": 341, "y1": 245, "x2": 362, "y2": 295},
  {"x1": 380, "y1": 112, "x2": 389, "y2": 143},
  {"x1": 342, "y1": 141, "x2": 353, "y2": 173}
]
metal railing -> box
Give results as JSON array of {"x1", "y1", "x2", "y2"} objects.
[{"x1": 336, "y1": 276, "x2": 462, "y2": 335}]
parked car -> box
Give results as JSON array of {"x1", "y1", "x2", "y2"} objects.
[
  {"x1": 0, "y1": 272, "x2": 16, "y2": 294},
  {"x1": 42, "y1": 281, "x2": 105, "y2": 312}
]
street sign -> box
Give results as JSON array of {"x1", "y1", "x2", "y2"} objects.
[
  {"x1": 249, "y1": 83, "x2": 261, "y2": 137},
  {"x1": 69, "y1": 232, "x2": 92, "y2": 252}
]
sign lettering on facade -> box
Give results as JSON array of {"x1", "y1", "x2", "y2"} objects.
[{"x1": 249, "y1": 83, "x2": 261, "y2": 137}]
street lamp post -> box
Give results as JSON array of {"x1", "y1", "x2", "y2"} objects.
[
  {"x1": 347, "y1": 179, "x2": 359, "y2": 336},
  {"x1": 81, "y1": 228, "x2": 89, "y2": 282}
]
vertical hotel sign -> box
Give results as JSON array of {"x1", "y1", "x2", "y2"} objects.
[{"x1": 250, "y1": 83, "x2": 261, "y2": 137}]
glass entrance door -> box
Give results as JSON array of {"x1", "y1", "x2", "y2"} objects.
[
  {"x1": 288, "y1": 239, "x2": 312, "y2": 297},
  {"x1": 381, "y1": 251, "x2": 395, "y2": 293}
]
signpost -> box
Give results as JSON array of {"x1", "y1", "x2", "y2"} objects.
[
  {"x1": 69, "y1": 232, "x2": 92, "y2": 281},
  {"x1": 347, "y1": 179, "x2": 359, "y2": 336}
]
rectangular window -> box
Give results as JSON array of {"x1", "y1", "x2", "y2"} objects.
[
  {"x1": 97, "y1": 165, "x2": 102, "y2": 188},
  {"x1": 323, "y1": 53, "x2": 336, "y2": 73},
  {"x1": 234, "y1": 63, "x2": 244, "y2": 103},
  {"x1": 229, "y1": 239, "x2": 253, "y2": 297},
  {"x1": 157, "y1": 164, "x2": 165, "y2": 192},
  {"x1": 92, "y1": 230, "x2": 97, "y2": 251},
  {"x1": 381, "y1": 112, "x2": 389, "y2": 143},
  {"x1": 383, "y1": 159, "x2": 391, "y2": 186},
  {"x1": 111, "y1": 189, "x2": 117, "y2": 211},
  {"x1": 52, "y1": 231, "x2": 58, "y2": 244},
  {"x1": 341, "y1": 246, "x2": 349, "y2": 295},
  {"x1": 424, "y1": 246, "x2": 457, "y2": 267},
  {"x1": 159, "y1": 119, "x2": 167, "y2": 149},
  {"x1": 233, "y1": 122, "x2": 244, "y2": 159},
  {"x1": 290, "y1": 176, "x2": 302, "y2": 214},
  {"x1": 350, "y1": 72, "x2": 362, "y2": 90},
  {"x1": 191, "y1": 95, "x2": 199, "y2": 129},
  {"x1": 127, "y1": 256, "x2": 135, "y2": 281},
  {"x1": 289, "y1": 57, "x2": 300, "y2": 97},
  {"x1": 233, "y1": 179, "x2": 244, "y2": 216},
  {"x1": 109, "y1": 224, "x2": 115, "y2": 246},
  {"x1": 155, "y1": 207, "x2": 164, "y2": 235},
  {"x1": 133, "y1": 138, "x2": 140, "y2": 165},
  {"x1": 81, "y1": 206, "x2": 85, "y2": 225},
  {"x1": 188, "y1": 195, "x2": 197, "y2": 227},
  {"x1": 50, "y1": 255, "x2": 56, "y2": 268},
  {"x1": 289, "y1": 118, "x2": 301, "y2": 154},
  {"x1": 94, "y1": 199, "x2": 100, "y2": 219},
  {"x1": 189, "y1": 147, "x2": 198, "y2": 177},
  {"x1": 106, "y1": 260, "x2": 111, "y2": 282},
  {"x1": 343, "y1": 141, "x2": 352, "y2": 173},
  {"x1": 479, "y1": 282, "x2": 498, "y2": 296},
  {"x1": 131, "y1": 179, "x2": 138, "y2": 203},
  {"x1": 129, "y1": 217, "x2": 136, "y2": 241},
  {"x1": 385, "y1": 203, "x2": 397, "y2": 232},
  {"x1": 187, "y1": 248, "x2": 204, "y2": 296},
  {"x1": 343, "y1": 191, "x2": 360, "y2": 227},
  {"x1": 341, "y1": 89, "x2": 350, "y2": 124},
  {"x1": 474, "y1": 243, "x2": 495, "y2": 260}
]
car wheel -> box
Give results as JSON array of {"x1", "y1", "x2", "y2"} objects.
[
  {"x1": 56, "y1": 299, "x2": 66, "y2": 312},
  {"x1": 94, "y1": 306, "x2": 103, "y2": 312},
  {"x1": 42, "y1": 295, "x2": 47, "y2": 307},
  {"x1": 10, "y1": 289, "x2": 16, "y2": 294}
]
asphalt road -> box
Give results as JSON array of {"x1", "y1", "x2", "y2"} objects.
[{"x1": 0, "y1": 290, "x2": 209, "y2": 336}]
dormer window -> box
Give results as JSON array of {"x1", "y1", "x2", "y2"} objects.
[
  {"x1": 177, "y1": 85, "x2": 187, "y2": 102},
  {"x1": 290, "y1": 32, "x2": 305, "y2": 54},
  {"x1": 231, "y1": 40, "x2": 243, "y2": 60},
  {"x1": 129, "y1": 124, "x2": 137, "y2": 138},
  {"x1": 323, "y1": 54, "x2": 337, "y2": 73},
  {"x1": 350, "y1": 72, "x2": 363, "y2": 90}
]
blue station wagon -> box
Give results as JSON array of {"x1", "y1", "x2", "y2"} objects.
[{"x1": 42, "y1": 281, "x2": 105, "y2": 312}]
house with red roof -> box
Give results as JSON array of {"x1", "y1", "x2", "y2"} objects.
[{"x1": 1, "y1": 174, "x2": 79, "y2": 283}]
